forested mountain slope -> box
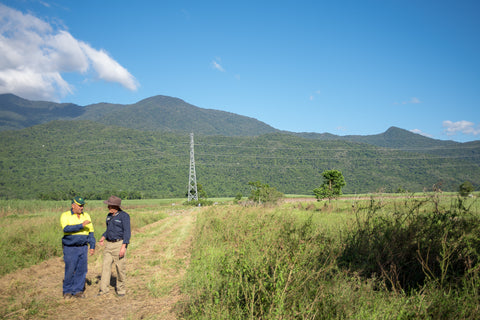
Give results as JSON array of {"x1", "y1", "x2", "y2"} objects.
[{"x1": 1, "y1": 121, "x2": 478, "y2": 199}]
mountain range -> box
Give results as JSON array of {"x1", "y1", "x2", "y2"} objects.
[
  {"x1": 0, "y1": 93, "x2": 276, "y2": 136},
  {"x1": 0, "y1": 93, "x2": 478, "y2": 199}
]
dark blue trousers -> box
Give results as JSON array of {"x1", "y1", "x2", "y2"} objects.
[{"x1": 63, "y1": 245, "x2": 88, "y2": 295}]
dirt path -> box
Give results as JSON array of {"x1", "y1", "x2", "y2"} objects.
[{"x1": 0, "y1": 209, "x2": 197, "y2": 320}]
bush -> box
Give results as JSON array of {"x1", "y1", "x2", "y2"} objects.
[
  {"x1": 247, "y1": 181, "x2": 284, "y2": 204},
  {"x1": 339, "y1": 195, "x2": 480, "y2": 293},
  {"x1": 459, "y1": 181, "x2": 475, "y2": 197}
]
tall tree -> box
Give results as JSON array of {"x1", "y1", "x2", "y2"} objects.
[{"x1": 313, "y1": 169, "x2": 346, "y2": 201}]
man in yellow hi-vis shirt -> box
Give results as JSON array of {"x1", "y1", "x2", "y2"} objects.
[{"x1": 60, "y1": 196, "x2": 95, "y2": 299}]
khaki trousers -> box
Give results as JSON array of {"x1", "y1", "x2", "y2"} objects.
[{"x1": 100, "y1": 241, "x2": 126, "y2": 295}]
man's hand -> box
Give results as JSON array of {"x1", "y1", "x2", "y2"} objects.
[
  {"x1": 119, "y1": 245, "x2": 127, "y2": 258},
  {"x1": 98, "y1": 237, "x2": 105, "y2": 246},
  {"x1": 89, "y1": 248, "x2": 95, "y2": 256},
  {"x1": 82, "y1": 220, "x2": 91, "y2": 227}
]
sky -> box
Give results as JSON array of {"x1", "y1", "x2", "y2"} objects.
[{"x1": 0, "y1": 0, "x2": 479, "y2": 142}]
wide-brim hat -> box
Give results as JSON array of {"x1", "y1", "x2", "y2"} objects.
[{"x1": 103, "y1": 195, "x2": 122, "y2": 207}]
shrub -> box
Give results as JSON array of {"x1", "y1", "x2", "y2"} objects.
[
  {"x1": 459, "y1": 181, "x2": 475, "y2": 197},
  {"x1": 247, "y1": 181, "x2": 284, "y2": 204},
  {"x1": 339, "y1": 195, "x2": 480, "y2": 293}
]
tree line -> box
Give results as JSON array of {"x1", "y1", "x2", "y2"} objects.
[{"x1": 38, "y1": 189, "x2": 143, "y2": 201}]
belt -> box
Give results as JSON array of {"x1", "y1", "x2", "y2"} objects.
[{"x1": 106, "y1": 239, "x2": 122, "y2": 242}]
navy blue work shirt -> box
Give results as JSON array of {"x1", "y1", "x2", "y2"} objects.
[{"x1": 102, "y1": 210, "x2": 131, "y2": 245}]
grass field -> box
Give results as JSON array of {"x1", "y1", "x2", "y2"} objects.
[
  {"x1": 179, "y1": 193, "x2": 480, "y2": 319},
  {"x1": 1, "y1": 193, "x2": 480, "y2": 319}
]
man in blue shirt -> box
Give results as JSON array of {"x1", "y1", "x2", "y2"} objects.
[
  {"x1": 60, "y1": 196, "x2": 95, "y2": 299},
  {"x1": 97, "y1": 195, "x2": 131, "y2": 297}
]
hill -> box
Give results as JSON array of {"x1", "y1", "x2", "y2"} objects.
[
  {"x1": 2, "y1": 93, "x2": 478, "y2": 157},
  {"x1": 0, "y1": 94, "x2": 278, "y2": 136},
  {"x1": 1, "y1": 94, "x2": 479, "y2": 198},
  {"x1": 295, "y1": 127, "x2": 480, "y2": 166},
  {"x1": 1, "y1": 120, "x2": 478, "y2": 199},
  {"x1": 0, "y1": 93, "x2": 83, "y2": 130},
  {"x1": 295, "y1": 126, "x2": 457, "y2": 148}
]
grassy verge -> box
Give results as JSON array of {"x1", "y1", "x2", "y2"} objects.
[{"x1": 180, "y1": 194, "x2": 480, "y2": 319}]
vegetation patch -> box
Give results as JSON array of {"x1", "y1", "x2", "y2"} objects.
[{"x1": 180, "y1": 195, "x2": 480, "y2": 319}]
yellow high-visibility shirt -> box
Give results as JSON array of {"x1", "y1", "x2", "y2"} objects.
[
  {"x1": 60, "y1": 210, "x2": 94, "y2": 235},
  {"x1": 60, "y1": 210, "x2": 95, "y2": 248}
]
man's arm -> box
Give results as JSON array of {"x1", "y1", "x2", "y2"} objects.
[
  {"x1": 60, "y1": 213, "x2": 89, "y2": 233},
  {"x1": 119, "y1": 213, "x2": 131, "y2": 258},
  {"x1": 122, "y1": 213, "x2": 131, "y2": 244}
]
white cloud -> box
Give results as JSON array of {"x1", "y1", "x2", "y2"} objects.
[
  {"x1": 443, "y1": 120, "x2": 480, "y2": 136},
  {"x1": 394, "y1": 97, "x2": 421, "y2": 105},
  {"x1": 212, "y1": 59, "x2": 225, "y2": 72},
  {"x1": 0, "y1": 4, "x2": 138, "y2": 101},
  {"x1": 80, "y1": 44, "x2": 138, "y2": 90},
  {"x1": 410, "y1": 129, "x2": 433, "y2": 138}
]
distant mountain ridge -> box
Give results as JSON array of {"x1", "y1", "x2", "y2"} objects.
[
  {"x1": 294, "y1": 127, "x2": 459, "y2": 148},
  {"x1": 1, "y1": 93, "x2": 478, "y2": 149},
  {"x1": 1, "y1": 94, "x2": 479, "y2": 198},
  {"x1": 0, "y1": 93, "x2": 83, "y2": 130},
  {"x1": 0, "y1": 94, "x2": 278, "y2": 136}
]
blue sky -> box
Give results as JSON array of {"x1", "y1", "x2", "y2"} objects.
[{"x1": 1, "y1": 0, "x2": 479, "y2": 142}]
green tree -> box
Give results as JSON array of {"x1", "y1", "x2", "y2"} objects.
[
  {"x1": 186, "y1": 183, "x2": 208, "y2": 199},
  {"x1": 248, "y1": 181, "x2": 284, "y2": 204},
  {"x1": 459, "y1": 181, "x2": 474, "y2": 197},
  {"x1": 313, "y1": 169, "x2": 346, "y2": 201},
  {"x1": 197, "y1": 183, "x2": 208, "y2": 199}
]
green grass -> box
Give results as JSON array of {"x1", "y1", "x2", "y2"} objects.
[
  {"x1": 179, "y1": 194, "x2": 480, "y2": 319},
  {"x1": 2, "y1": 194, "x2": 480, "y2": 318}
]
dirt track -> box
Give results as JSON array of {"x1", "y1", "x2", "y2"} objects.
[{"x1": 0, "y1": 209, "x2": 196, "y2": 320}]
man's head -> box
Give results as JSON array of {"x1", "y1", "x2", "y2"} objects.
[
  {"x1": 71, "y1": 196, "x2": 85, "y2": 214},
  {"x1": 104, "y1": 195, "x2": 122, "y2": 213}
]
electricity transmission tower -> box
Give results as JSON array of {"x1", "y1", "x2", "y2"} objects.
[{"x1": 187, "y1": 132, "x2": 198, "y2": 201}]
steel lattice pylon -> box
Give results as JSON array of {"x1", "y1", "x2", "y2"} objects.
[{"x1": 187, "y1": 132, "x2": 198, "y2": 201}]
